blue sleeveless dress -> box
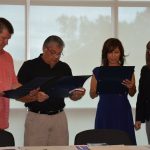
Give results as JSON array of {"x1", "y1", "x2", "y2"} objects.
[{"x1": 93, "y1": 67, "x2": 136, "y2": 145}]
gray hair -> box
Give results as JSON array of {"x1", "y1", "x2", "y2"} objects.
[{"x1": 43, "y1": 35, "x2": 65, "y2": 50}]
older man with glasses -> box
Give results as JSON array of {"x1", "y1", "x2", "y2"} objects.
[{"x1": 17, "y1": 35, "x2": 85, "y2": 146}]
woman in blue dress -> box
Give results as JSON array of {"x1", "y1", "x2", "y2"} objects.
[{"x1": 90, "y1": 38, "x2": 137, "y2": 145}]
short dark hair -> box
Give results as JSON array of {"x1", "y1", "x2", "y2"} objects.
[
  {"x1": 146, "y1": 41, "x2": 150, "y2": 67},
  {"x1": 146, "y1": 41, "x2": 150, "y2": 50},
  {"x1": 43, "y1": 35, "x2": 65, "y2": 49},
  {"x1": 101, "y1": 38, "x2": 125, "y2": 66},
  {"x1": 0, "y1": 18, "x2": 14, "y2": 34}
]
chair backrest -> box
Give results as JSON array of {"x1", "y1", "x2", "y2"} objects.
[
  {"x1": 74, "y1": 129, "x2": 133, "y2": 145},
  {"x1": 0, "y1": 130, "x2": 15, "y2": 147}
]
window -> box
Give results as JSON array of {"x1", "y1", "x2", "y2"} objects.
[
  {"x1": 119, "y1": 7, "x2": 150, "y2": 107},
  {"x1": 0, "y1": 0, "x2": 150, "y2": 108}
]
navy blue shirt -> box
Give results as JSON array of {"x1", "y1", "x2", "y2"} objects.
[{"x1": 17, "y1": 54, "x2": 72, "y2": 111}]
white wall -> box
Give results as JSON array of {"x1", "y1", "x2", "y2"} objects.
[{"x1": 8, "y1": 108, "x2": 148, "y2": 146}]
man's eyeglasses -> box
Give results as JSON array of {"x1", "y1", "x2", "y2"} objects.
[{"x1": 47, "y1": 49, "x2": 63, "y2": 57}]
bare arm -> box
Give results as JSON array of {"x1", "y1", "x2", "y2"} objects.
[
  {"x1": 122, "y1": 73, "x2": 136, "y2": 97},
  {"x1": 11, "y1": 82, "x2": 22, "y2": 89},
  {"x1": 0, "y1": 91, "x2": 4, "y2": 97},
  {"x1": 90, "y1": 74, "x2": 98, "y2": 99}
]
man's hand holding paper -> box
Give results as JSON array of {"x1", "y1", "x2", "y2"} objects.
[
  {"x1": 69, "y1": 87, "x2": 86, "y2": 101},
  {"x1": 28, "y1": 88, "x2": 49, "y2": 102},
  {"x1": 17, "y1": 88, "x2": 49, "y2": 103},
  {"x1": 0, "y1": 91, "x2": 4, "y2": 97}
]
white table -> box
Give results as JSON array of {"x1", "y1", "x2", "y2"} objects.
[{"x1": 0, "y1": 145, "x2": 150, "y2": 150}]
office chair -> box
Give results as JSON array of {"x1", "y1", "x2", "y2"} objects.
[
  {"x1": 74, "y1": 129, "x2": 133, "y2": 145},
  {"x1": 0, "y1": 130, "x2": 15, "y2": 147}
]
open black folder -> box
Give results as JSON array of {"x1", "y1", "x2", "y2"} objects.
[
  {"x1": 3, "y1": 75, "x2": 91, "y2": 99},
  {"x1": 97, "y1": 66, "x2": 135, "y2": 94}
]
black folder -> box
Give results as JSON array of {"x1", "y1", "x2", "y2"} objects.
[
  {"x1": 97, "y1": 66, "x2": 135, "y2": 94},
  {"x1": 3, "y1": 77, "x2": 53, "y2": 99},
  {"x1": 43, "y1": 75, "x2": 91, "y2": 98},
  {"x1": 3, "y1": 75, "x2": 91, "y2": 99}
]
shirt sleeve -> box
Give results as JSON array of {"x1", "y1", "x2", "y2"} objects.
[
  {"x1": 17, "y1": 61, "x2": 32, "y2": 84},
  {"x1": 93, "y1": 67, "x2": 99, "y2": 80},
  {"x1": 135, "y1": 66, "x2": 146, "y2": 122}
]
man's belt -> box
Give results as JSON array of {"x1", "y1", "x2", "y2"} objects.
[{"x1": 29, "y1": 108, "x2": 63, "y2": 115}]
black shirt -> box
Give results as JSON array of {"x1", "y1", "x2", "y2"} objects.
[
  {"x1": 17, "y1": 54, "x2": 72, "y2": 111},
  {"x1": 136, "y1": 65, "x2": 150, "y2": 122}
]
